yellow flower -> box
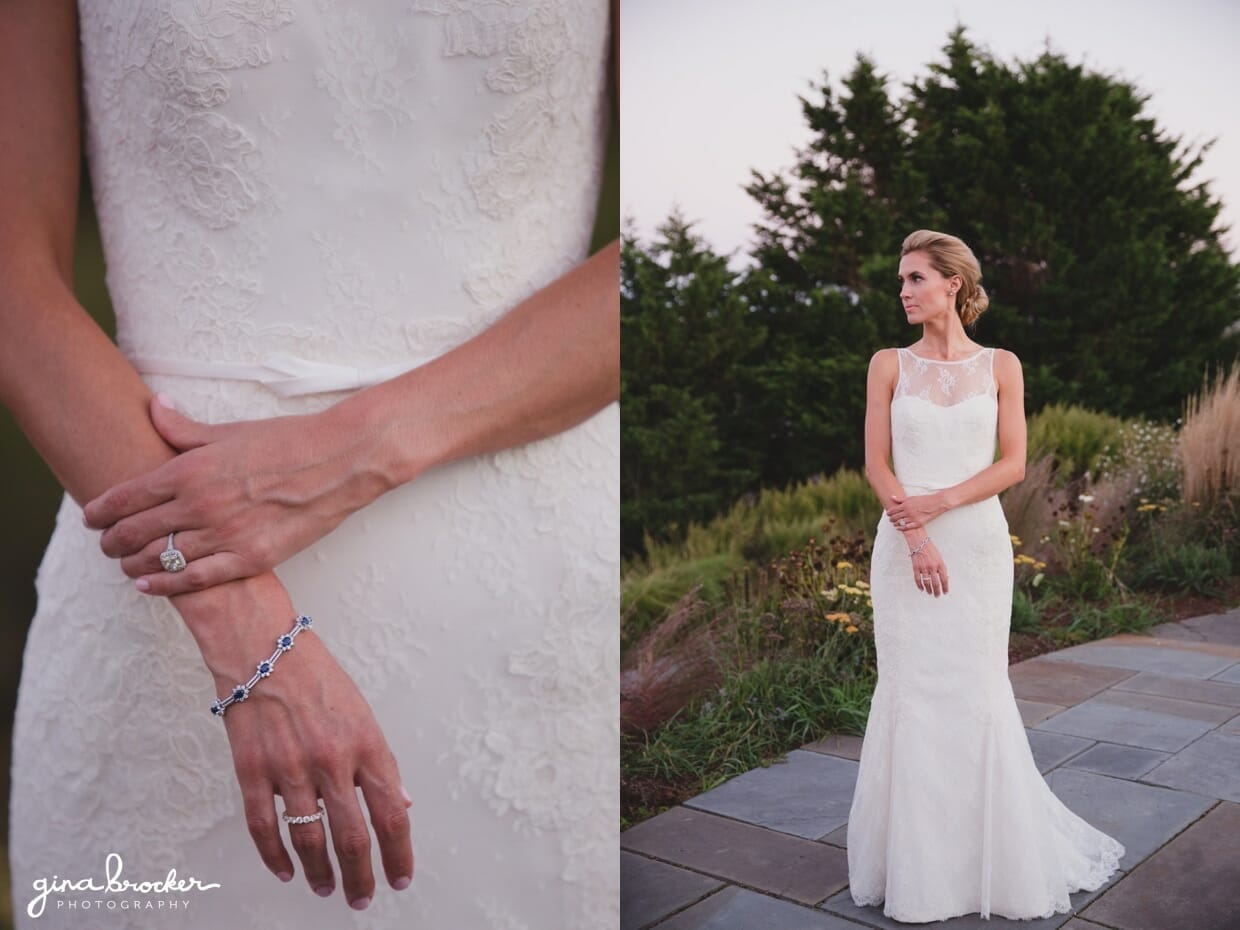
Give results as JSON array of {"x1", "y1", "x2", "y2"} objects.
[
  {"x1": 1009, "y1": 534, "x2": 1022, "y2": 546},
  {"x1": 855, "y1": 580, "x2": 870, "y2": 589},
  {"x1": 825, "y1": 612, "x2": 851, "y2": 623},
  {"x1": 1033, "y1": 561, "x2": 1046, "y2": 570},
  {"x1": 836, "y1": 561, "x2": 853, "y2": 570},
  {"x1": 845, "y1": 625, "x2": 859, "y2": 634}
]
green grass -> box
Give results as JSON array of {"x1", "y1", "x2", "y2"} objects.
[
  {"x1": 622, "y1": 644, "x2": 876, "y2": 827},
  {"x1": 1026, "y1": 402, "x2": 1128, "y2": 483}
]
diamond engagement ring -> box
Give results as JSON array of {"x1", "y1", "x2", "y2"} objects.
[
  {"x1": 160, "y1": 532, "x2": 187, "y2": 573},
  {"x1": 282, "y1": 804, "x2": 326, "y2": 825}
]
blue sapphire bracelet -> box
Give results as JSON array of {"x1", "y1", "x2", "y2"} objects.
[{"x1": 210, "y1": 614, "x2": 314, "y2": 718}]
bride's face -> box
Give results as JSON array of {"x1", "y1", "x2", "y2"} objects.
[{"x1": 897, "y1": 251, "x2": 959, "y2": 327}]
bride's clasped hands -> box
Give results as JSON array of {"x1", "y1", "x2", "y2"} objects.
[
  {"x1": 887, "y1": 492, "x2": 952, "y2": 597},
  {"x1": 82, "y1": 392, "x2": 405, "y2": 597}
]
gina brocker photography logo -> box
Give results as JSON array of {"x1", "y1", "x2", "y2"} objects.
[{"x1": 27, "y1": 852, "x2": 221, "y2": 919}]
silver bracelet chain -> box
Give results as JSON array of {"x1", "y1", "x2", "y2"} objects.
[
  {"x1": 210, "y1": 614, "x2": 314, "y2": 718},
  {"x1": 908, "y1": 537, "x2": 931, "y2": 557}
]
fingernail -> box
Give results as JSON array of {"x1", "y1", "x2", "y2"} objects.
[
  {"x1": 155, "y1": 392, "x2": 177, "y2": 410},
  {"x1": 135, "y1": 578, "x2": 151, "y2": 593},
  {"x1": 81, "y1": 513, "x2": 91, "y2": 528},
  {"x1": 393, "y1": 875, "x2": 411, "y2": 891},
  {"x1": 276, "y1": 871, "x2": 292, "y2": 883},
  {"x1": 314, "y1": 885, "x2": 333, "y2": 898},
  {"x1": 350, "y1": 897, "x2": 371, "y2": 911},
  {"x1": 400, "y1": 784, "x2": 412, "y2": 806}
]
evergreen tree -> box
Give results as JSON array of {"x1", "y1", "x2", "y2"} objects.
[
  {"x1": 621, "y1": 214, "x2": 762, "y2": 554},
  {"x1": 748, "y1": 26, "x2": 1240, "y2": 419}
]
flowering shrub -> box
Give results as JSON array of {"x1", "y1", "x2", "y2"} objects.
[
  {"x1": 1044, "y1": 493, "x2": 1131, "y2": 600},
  {"x1": 1096, "y1": 418, "x2": 1182, "y2": 501}
]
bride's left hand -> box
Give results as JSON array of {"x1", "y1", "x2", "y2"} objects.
[
  {"x1": 886, "y1": 492, "x2": 948, "y2": 531},
  {"x1": 82, "y1": 395, "x2": 394, "y2": 596}
]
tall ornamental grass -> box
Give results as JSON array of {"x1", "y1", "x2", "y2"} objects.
[{"x1": 1181, "y1": 365, "x2": 1240, "y2": 506}]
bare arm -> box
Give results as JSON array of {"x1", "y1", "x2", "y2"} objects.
[
  {"x1": 0, "y1": 0, "x2": 168, "y2": 505},
  {"x1": 0, "y1": 2, "x2": 412, "y2": 902},
  {"x1": 863, "y1": 349, "x2": 913, "y2": 517},
  {"x1": 341, "y1": 239, "x2": 619, "y2": 488},
  {"x1": 864, "y1": 348, "x2": 950, "y2": 596}
]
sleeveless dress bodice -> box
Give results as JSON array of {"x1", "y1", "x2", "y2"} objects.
[{"x1": 77, "y1": 0, "x2": 610, "y2": 407}]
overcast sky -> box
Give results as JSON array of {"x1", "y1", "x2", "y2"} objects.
[{"x1": 621, "y1": 0, "x2": 1240, "y2": 264}]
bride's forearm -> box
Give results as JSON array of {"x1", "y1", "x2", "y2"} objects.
[
  {"x1": 331, "y1": 240, "x2": 619, "y2": 490},
  {"x1": 0, "y1": 270, "x2": 175, "y2": 505},
  {"x1": 941, "y1": 457, "x2": 1026, "y2": 511},
  {"x1": 0, "y1": 271, "x2": 296, "y2": 659}
]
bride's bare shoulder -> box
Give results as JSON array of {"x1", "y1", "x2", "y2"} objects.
[
  {"x1": 992, "y1": 348, "x2": 1025, "y2": 395},
  {"x1": 868, "y1": 346, "x2": 900, "y2": 371},
  {"x1": 992, "y1": 348, "x2": 1024, "y2": 373},
  {"x1": 866, "y1": 348, "x2": 899, "y2": 399}
]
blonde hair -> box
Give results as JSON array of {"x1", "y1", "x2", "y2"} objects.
[{"x1": 900, "y1": 229, "x2": 989, "y2": 328}]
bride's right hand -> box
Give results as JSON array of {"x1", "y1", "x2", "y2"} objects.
[
  {"x1": 174, "y1": 572, "x2": 414, "y2": 910},
  {"x1": 906, "y1": 535, "x2": 949, "y2": 597}
]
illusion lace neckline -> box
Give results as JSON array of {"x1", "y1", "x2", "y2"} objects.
[{"x1": 902, "y1": 346, "x2": 987, "y2": 363}]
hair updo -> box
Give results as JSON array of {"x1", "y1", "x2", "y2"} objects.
[{"x1": 900, "y1": 229, "x2": 989, "y2": 328}]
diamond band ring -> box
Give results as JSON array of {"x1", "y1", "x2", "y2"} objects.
[
  {"x1": 160, "y1": 532, "x2": 187, "y2": 573},
  {"x1": 282, "y1": 803, "x2": 326, "y2": 825}
]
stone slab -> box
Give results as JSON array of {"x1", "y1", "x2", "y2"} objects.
[
  {"x1": 621, "y1": 851, "x2": 724, "y2": 930},
  {"x1": 1017, "y1": 698, "x2": 1066, "y2": 726},
  {"x1": 658, "y1": 885, "x2": 861, "y2": 930},
  {"x1": 801, "y1": 733, "x2": 864, "y2": 761},
  {"x1": 1220, "y1": 712, "x2": 1240, "y2": 735},
  {"x1": 1035, "y1": 642, "x2": 1236, "y2": 678},
  {"x1": 1080, "y1": 801, "x2": 1240, "y2": 930},
  {"x1": 820, "y1": 823, "x2": 848, "y2": 848},
  {"x1": 683, "y1": 750, "x2": 857, "y2": 840},
  {"x1": 1141, "y1": 731, "x2": 1240, "y2": 803},
  {"x1": 1109, "y1": 669, "x2": 1240, "y2": 708},
  {"x1": 819, "y1": 874, "x2": 1117, "y2": 929},
  {"x1": 1211, "y1": 663, "x2": 1240, "y2": 685},
  {"x1": 1033, "y1": 696, "x2": 1217, "y2": 752},
  {"x1": 1008, "y1": 659, "x2": 1135, "y2": 705},
  {"x1": 1103, "y1": 632, "x2": 1240, "y2": 660},
  {"x1": 1060, "y1": 742, "x2": 1171, "y2": 779},
  {"x1": 1044, "y1": 769, "x2": 1215, "y2": 865},
  {"x1": 1176, "y1": 610, "x2": 1240, "y2": 647},
  {"x1": 621, "y1": 806, "x2": 848, "y2": 906},
  {"x1": 1026, "y1": 729, "x2": 1096, "y2": 773},
  {"x1": 1146, "y1": 619, "x2": 1212, "y2": 641},
  {"x1": 1089, "y1": 688, "x2": 1236, "y2": 724},
  {"x1": 1060, "y1": 920, "x2": 1120, "y2": 929}
]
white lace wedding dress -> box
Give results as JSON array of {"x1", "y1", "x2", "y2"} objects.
[
  {"x1": 8, "y1": 2, "x2": 617, "y2": 928},
  {"x1": 846, "y1": 347, "x2": 1124, "y2": 922}
]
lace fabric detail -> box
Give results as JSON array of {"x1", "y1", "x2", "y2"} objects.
[
  {"x1": 893, "y1": 346, "x2": 996, "y2": 407},
  {"x1": 313, "y1": 0, "x2": 416, "y2": 171},
  {"x1": 848, "y1": 344, "x2": 1124, "y2": 921},
  {"x1": 11, "y1": 2, "x2": 615, "y2": 928}
]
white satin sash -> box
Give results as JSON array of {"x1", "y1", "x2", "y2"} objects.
[{"x1": 128, "y1": 352, "x2": 429, "y2": 398}]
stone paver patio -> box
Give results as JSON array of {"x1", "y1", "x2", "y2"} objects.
[{"x1": 621, "y1": 607, "x2": 1240, "y2": 929}]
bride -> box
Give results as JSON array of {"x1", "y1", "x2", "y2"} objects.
[
  {"x1": 2, "y1": 0, "x2": 618, "y2": 927},
  {"x1": 848, "y1": 229, "x2": 1123, "y2": 921}
]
